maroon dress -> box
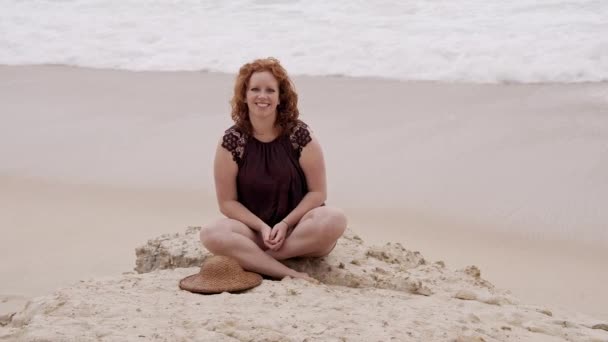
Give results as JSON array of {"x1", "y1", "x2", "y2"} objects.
[{"x1": 221, "y1": 120, "x2": 313, "y2": 226}]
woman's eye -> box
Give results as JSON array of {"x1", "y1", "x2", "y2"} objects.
[{"x1": 250, "y1": 87, "x2": 259, "y2": 91}]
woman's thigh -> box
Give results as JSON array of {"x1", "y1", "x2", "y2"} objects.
[
  {"x1": 288, "y1": 206, "x2": 346, "y2": 257},
  {"x1": 297, "y1": 206, "x2": 347, "y2": 228},
  {"x1": 290, "y1": 205, "x2": 347, "y2": 242},
  {"x1": 204, "y1": 217, "x2": 266, "y2": 250}
]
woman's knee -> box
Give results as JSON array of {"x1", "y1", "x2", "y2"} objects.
[
  {"x1": 199, "y1": 219, "x2": 239, "y2": 252},
  {"x1": 314, "y1": 207, "x2": 348, "y2": 240}
]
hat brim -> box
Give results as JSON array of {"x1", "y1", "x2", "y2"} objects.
[{"x1": 179, "y1": 272, "x2": 263, "y2": 294}]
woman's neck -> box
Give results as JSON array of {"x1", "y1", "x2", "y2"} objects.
[{"x1": 250, "y1": 116, "x2": 278, "y2": 137}]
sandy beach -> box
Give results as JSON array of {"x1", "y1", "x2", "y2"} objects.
[{"x1": 1, "y1": 64, "x2": 607, "y2": 327}]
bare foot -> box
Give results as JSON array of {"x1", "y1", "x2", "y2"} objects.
[{"x1": 290, "y1": 271, "x2": 319, "y2": 284}]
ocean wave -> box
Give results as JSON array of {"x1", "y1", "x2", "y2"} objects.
[{"x1": 1, "y1": 0, "x2": 607, "y2": 83}]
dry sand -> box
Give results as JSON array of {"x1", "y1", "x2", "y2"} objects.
[
  {"x1": 1, "y1": 66, "x2": 607, "y2": 335},
  {"x1": 2, "y1": 227, "x2": 607, "y2": 341}
]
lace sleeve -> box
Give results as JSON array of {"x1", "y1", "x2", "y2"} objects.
[
  {"x1": 221, "y1": 126, "x2": 247, "y2": 163},
  {"x1": 289, "y1": 121, "x2": 312, "y2": 156}
]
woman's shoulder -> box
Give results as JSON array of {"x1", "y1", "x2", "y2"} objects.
[
  {"x1": 289, "y1": 119, "x2": 309, "y2": 131},
  {"x1": 221, "y1": 125, "x2": 248, "y2": 162},
  {"x1": 287, "y1": 120, "x2": 313, "y2": 135},
  {"x1": 223, "y1": 124, "x2": 246, "y2": 136},
  {"x1": 288, "y1": 120, "x2": 313, "y2": 153}
]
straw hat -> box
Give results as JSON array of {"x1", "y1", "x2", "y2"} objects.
[{"x1": 179, "y1": 256, "x2": 263, "y2": 294}]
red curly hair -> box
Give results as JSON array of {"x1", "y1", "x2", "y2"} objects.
[{"x1": 230, "y1": 57, "x2": 300, "y2": 136}]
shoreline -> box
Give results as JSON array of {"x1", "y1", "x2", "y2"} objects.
[
  {"x1": 5, "y1": 63, "x2": 608, "y2": 86},
  {"x1": 2, "y1": 65, "x2": 607, "y2": 321}
]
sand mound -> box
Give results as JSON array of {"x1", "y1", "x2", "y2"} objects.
[
  {"x1": 1, "y1": 228, "x2": 606, "y2": 341},
  {"x1": 135, "y1": 227, "x2": 504, "y2": 300}
]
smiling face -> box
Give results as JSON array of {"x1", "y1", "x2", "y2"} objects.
[{"x1": 245, "y1": 71, "x2": 280, "y2": 122}]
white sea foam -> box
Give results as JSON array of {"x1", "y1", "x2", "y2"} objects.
[{"x1": 1, "y1": 0, "x2": 607, "y2": 83}]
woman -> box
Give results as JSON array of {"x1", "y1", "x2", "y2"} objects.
[{"x1": 200, "y1": 57, "x2": 347, "y2": 281}]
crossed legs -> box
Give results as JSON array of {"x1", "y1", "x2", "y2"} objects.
[{"x1": 199, "y1": 206, "x2": 347, "y2": 280}]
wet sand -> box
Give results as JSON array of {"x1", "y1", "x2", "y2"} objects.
[{"x1": 1, "y1": 65, "x2": 607, "y2": 320}]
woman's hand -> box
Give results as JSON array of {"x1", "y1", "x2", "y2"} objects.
[
  {"x1": 260, "y1": 225, "x2": 275, "y2": 250},
  {"x1": 268, "y1": 221, "x2": 289, "y2": 251}
]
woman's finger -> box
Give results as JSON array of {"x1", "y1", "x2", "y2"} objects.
[
  {"x1": 272, "y1": 228, "x2": 281, "y2": 240},
  {"x1": 273, "y1": 240, "x2": 284, "y2": 251},
  {"x1": 273, "y1": 231, "x2": 283, "y2": 243}
]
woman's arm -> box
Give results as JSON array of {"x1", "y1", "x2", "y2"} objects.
[
  {"x1": 281, "y1": 134, "x2": 327, "y2": 228},
  {"x1": 214, "y1": 140, "x2": 268, "y2": 232}
]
